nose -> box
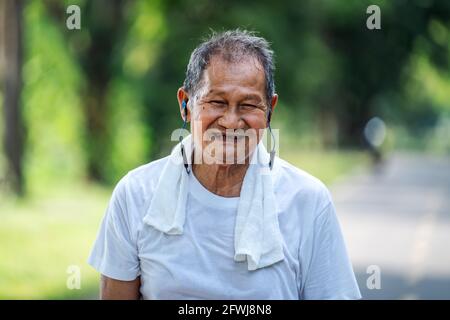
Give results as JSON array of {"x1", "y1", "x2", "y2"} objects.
[{"x1": 217, "y1": 106, "x2": 245, "y2": 129}]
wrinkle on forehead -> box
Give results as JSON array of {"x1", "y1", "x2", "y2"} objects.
[{"x1": 202, "y1": 55, "x2": 265, "y2": 95}]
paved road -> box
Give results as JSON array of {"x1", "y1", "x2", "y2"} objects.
[{"x1": 331, "y1": 152, "x2": 450, "y2": 299}]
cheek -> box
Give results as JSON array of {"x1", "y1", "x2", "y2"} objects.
[
  {"x1": 242, "y1": 114, "x2": 267, "y2": 143},
  {"x1": 242, "y1": 114, "x2": 267, "y2": 131},
  {"x1": 191, "y1": 109, "x2": 218, "y2": 145},
  {"x1": 197, "y1": 110, "x2": 217, "y2": 133},
  {"x1": 248, "y1": 115, "x2": 266, "y2": 127}
]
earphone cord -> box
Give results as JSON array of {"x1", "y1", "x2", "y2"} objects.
[
  {"x1": 180, "y1": 101, "x2": 190, "y2": 174},
  {"x1": 266, "y1": 107, "x2": 276, "y2": 170}
]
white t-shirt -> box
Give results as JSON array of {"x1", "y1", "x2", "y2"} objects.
[{"x1": 87, "y1": 156, "x2": 361, "y2": 300}]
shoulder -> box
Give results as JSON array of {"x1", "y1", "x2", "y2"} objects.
[
  {"x1": 110, "y1": 156, "x2": 170, "y2": 220},
  {"x1": 125, "y1": 156, "x2": 170, "y2": 189},
  {"x1": 273, "y1": 156, "x2": 333, "y2": 220}
]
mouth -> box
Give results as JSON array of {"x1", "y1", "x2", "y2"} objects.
[{"x1": 212, "y1": 132, "x2": 245, "y2": 144}]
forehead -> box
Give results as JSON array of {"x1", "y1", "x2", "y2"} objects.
[{"x1": 200, "y1": 55, "x2": 266, "y2": 98}]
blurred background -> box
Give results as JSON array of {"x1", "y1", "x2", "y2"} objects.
[{"x1": 0, "y1": 0, "x2": 449, "y2": 299}]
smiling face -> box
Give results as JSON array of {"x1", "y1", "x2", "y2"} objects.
[{"x1": 178, "y1": 54, "x2": 277, "y2": 165}]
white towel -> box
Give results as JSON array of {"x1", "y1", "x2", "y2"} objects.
[{"x1": 143, "y1": 134, "x2": 284, "y2": 270}]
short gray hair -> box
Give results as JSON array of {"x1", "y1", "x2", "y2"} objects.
[{"x1": 183, "y1": 29, "x2": 276, "y2": 107}]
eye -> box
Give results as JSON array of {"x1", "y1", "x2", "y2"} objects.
[
  {"x1": 241, "y1": 104, "x2": 258, "y2": 109},
  {"x1": 209, "y1": 100, "x2": 227, "y2": 107}
]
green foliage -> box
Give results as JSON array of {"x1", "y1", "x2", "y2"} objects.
[
  {"x1": 284, "y1": 149, "x2": 370, "y2": 186},
  {"x1": 22, "y1": 1, "x2": 86, "y2": 191},
  {"x1": 0, "y1": 182, "x2": 109, "y2": 299}
]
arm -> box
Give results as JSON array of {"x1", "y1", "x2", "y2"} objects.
[
  {"x1": 301, "y1": 202, "x2": 361, "y2": 299},
  {"x1": 100, "y1": 275, "x2": 141, "y2": 300},
  {"x1": 88, "y1": 174, "x2": 142, "y2": 299}
]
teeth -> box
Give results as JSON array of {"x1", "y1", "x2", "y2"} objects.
[{"x1": 211, "y1": 132, "x2": 245, "y2": 140}]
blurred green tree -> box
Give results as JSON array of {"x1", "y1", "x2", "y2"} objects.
[
  {"x1": 44, "y1": 0, "x2": 132, "y2": 183},
  {"x1": 0, "y1": 0, "x2": 25, "y2": 195}
]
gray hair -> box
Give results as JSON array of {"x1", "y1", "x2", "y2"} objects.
[{"x1": 183, "y1": 29, "x2": 276, "y2": 107}]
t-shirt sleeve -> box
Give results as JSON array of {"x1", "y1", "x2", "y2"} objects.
[
  {"x1": 87, "y1": 174, "x2": 140, "y2": 281},
  {"x1": 301, "y1": 200, "x2": 362, "y2": 300}
]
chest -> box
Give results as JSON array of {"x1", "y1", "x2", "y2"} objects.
[{"x1": 136, "y1": 213, "x2": 300, "y2": 299}]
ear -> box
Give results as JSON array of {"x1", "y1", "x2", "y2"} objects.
[
  {"x1": 267, "y1": 94, "x2": 278, "y2": 124},
  {"x1": 270, "y1": 94, "x2": 278, "y2": 112},
  {"x1": 177, "y1": 87, "x2": 191, "y2": 122}
]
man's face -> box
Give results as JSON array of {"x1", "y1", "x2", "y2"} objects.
[{"x1": 187, "y1": 55, "x2": 276, "y2": 165}]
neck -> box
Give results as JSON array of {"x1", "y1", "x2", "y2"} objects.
[{"x1": 192, "y1": 161, "x2": 249, "y2": 197}]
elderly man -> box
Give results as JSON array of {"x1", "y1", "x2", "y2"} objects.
[{"x1": 88, "y1": 29, "x2": 361, "y2": 300}]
